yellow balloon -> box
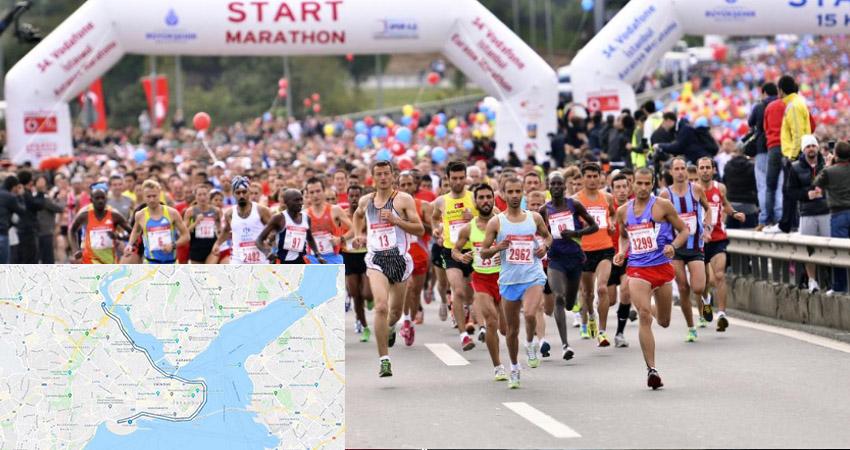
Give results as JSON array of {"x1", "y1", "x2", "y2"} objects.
[
  {"x1": 402, "y1": 105, "x2": 414, "y2": 117},
  {"x1": 447, "y1": 118, "x2": 458, "y2": 131},
  {"x1": 476, "y1": 113, "x2": 486, "y2": 124},
  {"x1": 323, "y1": 124, "x2": 335, "y2": 137},
  {"x1": 472, "y1": 129, "x2": 482, "y2": 138}
]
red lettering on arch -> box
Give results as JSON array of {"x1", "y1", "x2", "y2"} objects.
[
  {"x1": 250, "y1": 1, "x2": 268, "y2": 22},
  {"x1": 302, "y1": 2, "x2": 320, "y2": 21},
  {"x1": 259, "y1": 30, "x2": 272, "y2": 43},
  {"x1": 326, "y1": 0, "x2": 342, "y2": 21},
  {"x1": 274, "y1": 3, "x2": 295, "y2": 21},
  {"x1": 227, "y1": 2, "x2": 246, "y2": 22}
]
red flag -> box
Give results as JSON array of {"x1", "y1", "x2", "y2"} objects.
[
  {"x1": 78, "y1": 79, "x2": 108, "y2": 131},
  {"x1": 141, "y1": 75, "x2": 169, "y2": 127}
]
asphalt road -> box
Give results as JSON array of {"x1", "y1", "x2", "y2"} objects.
[{"x1": 346, "y1": 296, "x2": 850, "y2": 449}]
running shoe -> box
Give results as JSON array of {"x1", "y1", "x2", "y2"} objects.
[
  {"x1": 379, "y1": 358, "x2": 392, "y2": 378},
  {"x1": 702, "y1": 302, "x2": 713, "y2": 323},
  {"x1": 526, "y1": 342, "x2": 540, "y2": 368},
  {"x1": 388, "y1": 325, "x2": 397, "y2": 348},
  {"x1": 697, "y1": 317, "x2": 709, "y2": 329},
  {"x1": 580, "y1": 324, "x2": 590, "y2": 339},
  {"x1": 588, "y1": 318, "x2": 599, "y2": 339},
  {"x1": 647, "y1": 368, "x2": 663, "y2": 390},
  {"x1": 562, "y1": 346, "x2": 575, "y2": 361},
  {"x1": 360, "y1": 326, "x2": 371, "y2": 343},
  {"x1": 509, "y1": 368, "x2": 520, "y2": 389},
  {"x1": 494, "y1": 365, "x2": 508, "y2": 382},
  {"x1": 808, "y1": 279, "x2": 820, "y2": 294},
  {"x1": 354, "y1": 320, "x2": 363, "y2": 334},
  {"x1": 629, "y1": 309, "x2": 638, "y2": 322},
  {"x1": 572, "y1": 311, "x2": 582, "y2": 328},
  {"x1": 685, "y1": 328, "x2": 697, "y2": 343},
  {"x1": 614, "y1": 333, "x2": 629, "y2": 348},
  {"x1": 717, "y1": 314, "x2": 729, "y2": 332},
  {"x1": 461, "y1": 334, "x2": 475, "y2": 351},
  {"x1": 439, "y1": 302, "x2": 448, "y2": 321},
  {"x1": 597, "y1": 332, "x2": 610, "y2": 347},
  {"x1": 540, "y1": 340, "x2": 551, "y2": 358},
  {"x1": 414, "y1": 309, "x2": 424, "y2": 325},
  {"x1": 477, "y1": 326, "x2": 487, "y2": 343},
  {"x1": 366, "y1": 299, "x2": 374, "y2": 311},
  {"x1": 401, "y1": 320, "x2": 415, "y2": 347}
]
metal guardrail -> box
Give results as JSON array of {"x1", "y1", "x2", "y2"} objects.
[
  {"x1": 726, "y1": 229, "x2": 850, "y2": 285},
  {"x1": 339, "y1": 94, "x2": 485, "y2": 121}
]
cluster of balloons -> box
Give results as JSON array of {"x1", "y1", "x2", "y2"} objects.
[{"x1": 303, "y1": 93, "x2": 322, "y2": 114}]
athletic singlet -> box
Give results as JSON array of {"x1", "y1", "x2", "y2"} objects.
[
  {"x1": 441, "y1": 190, "x2": 476, "y2": 249},
  {"x1": 340, "y1": 213, "x2": 366, "y2": 254},
  {"x1": 408, "y1": 199, "x2": 429, "y2": 250},
  {"x1": 366, "y1": 192, "x2": 409, "y2": 255},
  {"x1": 470, "y1": 218, "x2": 500, "y2": 275},
  {"x1": 83, "y1": 207, "x2": 117, "y2": 264},
  {"x1": 142, "y1": 206, "x2": 176, "y2": 263},
  {"x1": 277, "y1": 210, "x2": 311, "y2": 263},
  {"x1": 189, "y1": 207, "x2": 217, "y2": 253},
  {"x1": 308, "y1": 203, "x2": 341, "y2": 256},
  {"x1": 666, "y1": 183, "x2": 703, "y2": 251},
  {"x1": 545, "y1": 199, "x2": 583, "y2": 259},
  {"x1": 704, "y1": 182, "x2": 728, "y2": 242},
  {"x1": 626, "y1": 196, "x2": 673, "y2": 268},
  {"x1": 231, "y1": 202, "x2": 268, "y2": 264},
  {"x1": 577, "y1": 190, "x2": 614, "y2": 252},
  {"x1": 496, "y1": 211, "x2": 546, "y2": 285}
]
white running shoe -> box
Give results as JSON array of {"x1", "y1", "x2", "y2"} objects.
[
  {"x1": 762, "y1": 224, "x2": 782, "y2": 233},
  {"x1": 572, "y1": 312, "x2": 582, "y2": 328},
  {"x1": 808, "y1": 279, "x2": 820, "y2": 294},
  {"x1": 614, "y1": 333, "x2": 629, "y2": 348}
]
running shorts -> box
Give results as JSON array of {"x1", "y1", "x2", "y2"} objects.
[
  {"x1": 342, "y1": 252, "x2": 367, "y2": 276},
  {"x1": 626, "y1": 263, "x2": 675, "y2": 290},
  {"x1": 704, "y1": 239, "x2": 728, "y2": 264},
  {"x1": 366, "y1": 249, "x2": 413, "y2": 284},
  {"x1": 499, "y1": 276, "x2": 547, "y2": 302},
  {"x1": 582, "y1": 248, "x2": 615, "y2": 273},
  {"x1": 608, "y1": 258, "x2": 628, "y2": 286},
  {"x1": 471, "y1": 271, "x2": 501, "y2": 304},
  {"x1": 674, "y1": 248, "x2": 704, "y2": 263},
  {"x1": 441, "y1": 247, "x2": 474, "y2": 277},
  {"x1": 409, "y1": 244, "x2": 429, "y2": 276}
]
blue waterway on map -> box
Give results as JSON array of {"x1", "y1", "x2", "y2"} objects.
[{"x1": 85, "y1": 265, "x2": 339, "y2": 450}]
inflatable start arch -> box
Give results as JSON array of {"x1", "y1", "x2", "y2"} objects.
[
  {"x1": 572, "y1": 0, "x2": 850, "y2": 115},
  {"x1": 5, "y1": 0, "x2": 557, "y2": 165}
]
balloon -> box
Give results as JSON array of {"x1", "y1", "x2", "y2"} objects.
[
  {"x1": 323, "y1": 123, "x2": 335, "y2": 137},
  {"x1": 411, "y1": 110, "x2": 420, "y2": 121},
  {"x1": 486, "y1": 110, "x2": 496, "y2": 121},
  {"x1": 355, "y1": 134, "x2": 370, "y2": 149},
  {"x1": 447, "y1": 118, "x2": 458, "y2": 131},
  {"x1": 581, "y1": 0, "x2": 594, "y2": 12},
  {"x1": 371, "y1": 125, "x2": 383, "y2": 139},
  {"x1": 396, "y1": 127, "x2": 412, "y2": 144},
  {"x1": 402, "y1": 105, "x2": 414, "y2": 117},
  {"x1": 278, "y1": 78, "x2": 288, "y2": 89},
  {"x1": 193, "y1": 112, "x2": 211, "y2": 131},
  {"x1": 344, "y1": 118, "x2": 354, "y2": 129},
  {"x1": 133, "y1": 148, "x2": 148, "y2": 164},
  {"x1": 312, "y1": 93, "x2": 321, "y2": 102},
  {"x1": 463, "y1": 139, "x2": 474, "y2": 150},
  {"x1": 364, "y1": 116, "x2": 375, "y2": 126},
  {"x1": 437, "y1": 113, "x2": 447, "y2": 124},
  {"x1": 432, "y1": 146, "x2": 447, "y2": 164},
  {"x1": 427, "y1": 72, "x2": 441, "y2": 86},
  {"x1": 397, "y1": 157, "x2": 414, "y2": 171},
  {"x1": 435, "y1": 124, "x2": 448, "y2": 138},
  {"x1": 425, "y1": 124, "x2": 437, "y2": 136},
  {"x1": 476, "y1": 113, "x2": 486, "y2": 123},
  {"x1": 345, "y1": 53, "x2": 354, "y2": 62},
  {"x1": 418, "y1": 148, "x2": 430, "y2": 160},
  {"x1": 303, "y1": 98, "x2": 313, "y2": 107},
  {"x1": 391, "y1": 142, "x2": 406, "y2": 156},
  {"x1": 431, "y1": 115, "x2": 442, "y2": 125},
  {"x1": 313, "y1": 104, "x2": 321, "y2": 113},
  {"x1": 447, "y1": 146, "x2": 457, "y2": 154},
  {"x1": 376, "y1": 148, "x2": 392, "y2": 162},
  {"x1": 401, "y1": 116, "x2": 412, "y2": 126},
  {"x1": 278, "y1": 88, "x2": 287, "y2": 98}
]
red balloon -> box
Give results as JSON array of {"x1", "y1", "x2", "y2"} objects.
[
  {"x1": 431, "y1": 115, "x2": 442, "y2": 125},
  {"x1": 193, "y1": 112, "x2": 211, "y2": 131},
  {"x1": 304, "y1": 98, "x2": 313, "y2": 107},
  {"x1": 312, "y1": 93, "x2": 321, "y2": 102},
  {"x1": 345, "y1": 53, "x2": 354, "y2": 62},
  {"x1": 278, "y1": 78, "x2": 288, "y2": 89},
  {"x1": 364, "y1": 116, "x2": 375, "y2": 126},
  {"x1": 313, "y1": 104, "x2": 322, "y2": 113},
  {"x1": 427, "y1": 72, "x2": 441, "y2": 86},
  {"x1": 411, "y1": 110, "x2": 420, "y2": 121},
  {"x1": 425, "y1": 124, "x2": 436, "y2": 136},
  {"x1": 397, "y1": 157, "x2": 414, "y2": 171},
  {"x1": 344, "y1": 118, "x2": 354, "y2": 129},
  {"x1": 391, "y1": 142, "x2": 406, "y2": 156},
  {"x1": 278, "y1": 88, "x2": 287, "y2": 98}
]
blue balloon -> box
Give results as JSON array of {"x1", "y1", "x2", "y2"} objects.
[
  {"x1": 711, "y1": 116, "x2": 722, "y2": 127},
  {"x1": 447, "y1": 146, "x2": 457, "y2": 154},
  {"x1": 654, "y1": 100, "x2": 664, "y2": 112},
  {"x1": 355, "y1": 121, "x2": 368, "y2": 134},
  {"x1": 437, "y1": 113, "x2": 447, "y2": 124},
  {"x1": 463, "y1": 139, "x2": 474, "y2": 150},
  {"x1": 435, "y1": 124, "x2": 448, "y2": 138},
  {"x1": 376, "y1": 148, "x2": 392, "y2": 162},
  {"x1": 581, "y1": 0, "x2": 594, "y2": 12},
  {"x1": 432, "y1": 146, "x2": 447, "y2": 164},
  {"x1": 355, "y1": 134, "x2": 369, "y2": 149},
  {"x1": 486, "y1": 110, "x2": 496, "y2": 121},
  {"x1": 134, "y1": 149, "x2": 147, "y2": 164},
  {"x1": 670, "y1": 91, "x2": 680, "y2": 101},
  {"x1": 370, "y1": 125, "x2": 383, "y2": 139},
  {"x1": 396, "y1": 127, "x2": 412, "y2": 144},
  {"x1": 401, "y1": 116, "x2": 412, "y2": 126}
]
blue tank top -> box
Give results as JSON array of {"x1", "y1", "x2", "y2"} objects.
[
  {"x1": 626, "y1": 196, "x2": 673, "y2": 268},
  {"x1": 545, "y1": 199, "x2": 583, "y2": 259},
  {"x1": 667, "y1": 183, "x2": 702, "y2": 251},
  {"x1": 496, "y1": 211, "x2": 546, "y2": 285},
  {"x1": 142, "y1": 207, "x2": 177, "y2": 263}
]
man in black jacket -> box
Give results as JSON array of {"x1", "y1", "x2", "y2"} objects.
[
  {"x1": 650, "y1": 112, "x2": 677, "y2": 146},
  {"x1": 0, "y1": 175, "x2": 27, "y2": 264},
  {"x1": 722, "y1": 145, "x2": 759, "y2": 229},
  {"x1": 655, "y1": 117, "x2": 718, "y2": 164},
  {"x1": 787, "y1": 135, "x2": 830, "y2": 293},
  {"x1": 16, "y1": 170, "x2": 44, "y2": 264}
]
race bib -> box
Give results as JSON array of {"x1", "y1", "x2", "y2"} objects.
[
  {"x1": 506, "y1": 235, "x2": 533, "y2": 265},
  {"x1": 628, "y1": 223, "x2": 658, "y2": 255},
  {"x1": 369, "y1": 223, "x2": 397, "y2": 251},
  {"x1": 238, "y1": 241, "x2": 262, "y2": 264},
  {"x1": 473, "y1": 242, "x2": 500, "y2": 268},
  {"x1": 148, "y1": 225, "x2": 173, "y2": 252},
  {"x1": 283, "y1": 226, "x2": 308, "y2": 252},
  {"x1": 449, "y1": 220, "x2": 467, "y2": 244},
  {"x1": 681, "y1": 212, "x2": 698, "y2": 236},
  {"x1": 711, "y1": 204, "x2": 723, "y2": 231},
  {"x1": 548, "y1": 211, "x2": 575, "y2": 238},
  {"x1": 313, "y1": 231, "x2": 335, "y2": 254},
  {"x1": 196, "y1": 218, "x2": 216, "y2": 239},
  {"x1": 587, "y1": 207, "x2": 608, "y2": 229},
  {"x1": 89, "y1": 226, "x2": 113, "y2": 250}
]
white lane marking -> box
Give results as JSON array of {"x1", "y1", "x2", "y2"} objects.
[
  {"x1": 425, "y1": 343, "x2": 470, "y2": 366},
  {"x1": 503, "y1": 402, "x2": 581, "y2": 439},
  {"x1": 731, "y1": 316, "x2": 850, "y2": 354}
]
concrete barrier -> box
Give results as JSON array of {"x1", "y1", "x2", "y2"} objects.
[{"x1": 728, "y1": 275, "x2": 850, "y2": 332}]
